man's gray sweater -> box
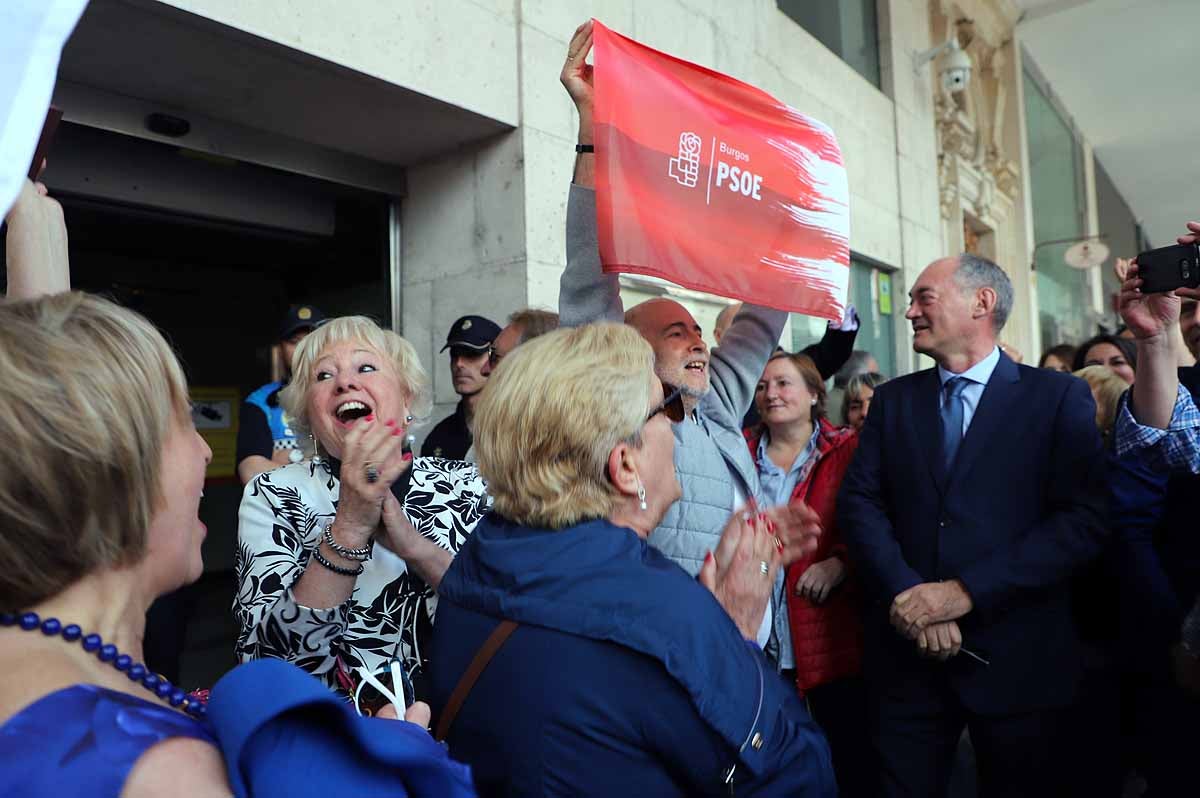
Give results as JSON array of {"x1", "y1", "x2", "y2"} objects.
[{"x1": 559, "y1": 184, "x2": 791, "y2": 654}]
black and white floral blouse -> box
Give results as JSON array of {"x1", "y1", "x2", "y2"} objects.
[{"x1": 233, "y1": 457, "x2": 490, "y2": 697}]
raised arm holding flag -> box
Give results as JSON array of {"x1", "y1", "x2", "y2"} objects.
[{"x1": 559, "y1": 20, "x2": 828, "y2": 672}]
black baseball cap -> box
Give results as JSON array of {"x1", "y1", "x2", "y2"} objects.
[
  {"x1": 441, "y1": 314, "x2": 501, "y2": 352},
  {"x1": 280, "y1": 304, "x2": 326, "y2": 340}
]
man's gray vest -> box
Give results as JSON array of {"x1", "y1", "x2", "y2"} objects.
[{"x1": 650, "y1": 405, "x2": 759, "y2": 576}]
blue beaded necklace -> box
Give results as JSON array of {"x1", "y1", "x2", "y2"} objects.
[{"x1": 0, "y1": 610, "x2": 207, "y2": 719}]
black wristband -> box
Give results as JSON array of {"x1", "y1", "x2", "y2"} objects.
[
  {"x1": 575, "y1": 144, "x2": 594, "y2": 153},
  {"x1": 312, "y1": 545, "x2": 364, "y2": 576}
]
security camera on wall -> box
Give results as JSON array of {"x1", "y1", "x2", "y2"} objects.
[
  {"x1": 915, "y1": 37, "x2": 972, "y2": 94},
  {"x1": 940, "y1": 44, "x2": 972, "y2": 93}
]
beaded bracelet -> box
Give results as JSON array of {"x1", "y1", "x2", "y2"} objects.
[
  {"x1": 312, "y1": 545, "x2": 364, "y2": 576},
  {"x1": 322, "y1": 519, "x2": 371, "y2": 561}
]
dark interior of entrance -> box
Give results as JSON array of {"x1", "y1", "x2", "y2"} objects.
[{"x1": 2, "y1": 123, "x2": 393, "y2": 687}]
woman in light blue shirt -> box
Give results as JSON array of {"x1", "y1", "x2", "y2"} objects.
[{"x1": 747, "y1": 351, "x2": 868, "y2": 798}]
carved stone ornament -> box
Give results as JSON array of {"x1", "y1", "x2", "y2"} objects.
[
  {"x1": 931, "y1": 4, "x2": 1022, "y2": 220},
  {"x1": 938, "y1": 155, "x2": 959, "y2": 220}
]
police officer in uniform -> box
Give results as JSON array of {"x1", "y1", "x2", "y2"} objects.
[
  {"x1": 421, "y1": 314, "x2": 500, "y2": 459},
  {"x1": 236, "y1": 304, "x2": 325, "y2": 484}
]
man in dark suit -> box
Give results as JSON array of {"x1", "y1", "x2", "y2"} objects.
[{"x1": 838, "y1": 253, "x2": 1107, "y2": 797}]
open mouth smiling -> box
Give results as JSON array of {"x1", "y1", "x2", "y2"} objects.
[{"x1": 335, "y1": 400, "x2": 374, "y2": 426}]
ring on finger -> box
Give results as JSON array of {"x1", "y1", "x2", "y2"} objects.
[
  {"x1": 758, "y1": 560, "x2": 769, "y2": 576},
  {"x1": 365, "y1": 464, "x2": 380, "y2": 484}
]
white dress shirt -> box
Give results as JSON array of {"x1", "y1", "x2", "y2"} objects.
[{"x1": 937, "y1": 347, "x2": 1002, "y2": 437}]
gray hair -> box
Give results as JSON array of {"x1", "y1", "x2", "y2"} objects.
[
  {"x1": 842, "y1": 372, "x2": 887, "y2": 425},
  {"x1": 954, "y1": 254, "x2": 1013, "y2": 333},
  {"x1": 508, "y1": 308, "x2": 560, "y2": 346},
  {"x1": 834, "y1": 350, "x2": 878, "y2": 388}
]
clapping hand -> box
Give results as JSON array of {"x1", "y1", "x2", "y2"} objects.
[
  {"x1": 380, "y1": 491, "x2": 424, "y2": 558},
  {"x1": 699, "y1": 510, "x2": 782, "y2": 639},
  {"x1": 760, "y1": 502, "x2": 822, "y2": 566},
  {"x1": 334, "y1": 417, "x2": 412, "y2": 548}
]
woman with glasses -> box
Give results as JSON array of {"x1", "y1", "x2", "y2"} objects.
[
  {"x1": 747, "y1": 351, "x2": 867, "y2": 797},
  {"x1": 429, "y1": 322, "x2": 835, "y2": 797}
]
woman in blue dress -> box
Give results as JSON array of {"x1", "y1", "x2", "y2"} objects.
[{"x1": 0, "y1": 178, "x2": 473, "y2": 798}]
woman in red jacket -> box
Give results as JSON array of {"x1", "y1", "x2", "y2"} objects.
[{"x1": 748, "y1": 351, "x2": 868, "y2": 798}]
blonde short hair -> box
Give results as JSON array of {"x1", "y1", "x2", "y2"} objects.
[
  {"x1": 1074, "y1": 365, "x2": 1128, "y2": 440},
  {"x1": 281, "y1": 316, "x2": 431, "y2": 456},
  {"x1": 474, "y1": 323, "x2": 656, "y2": 529},
  {"x1": 0, "y1": 292, "x2": 190, "y2": 608}
]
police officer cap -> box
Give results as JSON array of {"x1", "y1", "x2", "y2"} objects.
[
  {"x1": 280, "y1": 304, "x2": 326, "y2": 340},
  {"x1": 441, "y1": 314, "x2": 501, "y2": 352}
]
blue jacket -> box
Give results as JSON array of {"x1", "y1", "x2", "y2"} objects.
[
  {"x1": 838, "y1": 354, "x2": 1108, "y2": 715},
  {"x1": 207, "y1": 658, "x2": 477, "y2": 798},
  {"x1": 431, "y1": 515, "x2": 835, "y2": 797}
]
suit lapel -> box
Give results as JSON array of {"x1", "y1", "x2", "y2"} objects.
[
  {"x1": 947, "y1": 353, "x2": 1022, "y2": 491},
  {"x1": 911, "y1": 368, "x2": 947, "y2": 493}
]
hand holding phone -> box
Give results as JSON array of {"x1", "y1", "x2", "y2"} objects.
[
  {"x1": 1117, "y1": 259, "x2": 1190, "y2": 341},
  {"x1": 1135, "y1": 242, "x2": 1200, "y2": 294}
]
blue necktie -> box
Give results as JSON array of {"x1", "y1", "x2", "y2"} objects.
[{"x1": 940, "y1": 377, "x2": 968, "y2": 472}]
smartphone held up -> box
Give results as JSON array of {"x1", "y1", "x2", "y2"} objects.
[{"x1": 1136, "y1": 242, "x2": 1200, "y2": 294}]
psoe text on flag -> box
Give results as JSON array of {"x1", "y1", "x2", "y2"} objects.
[{"x1": 591, "y1": 19, "x2": 850, "y2": 322}]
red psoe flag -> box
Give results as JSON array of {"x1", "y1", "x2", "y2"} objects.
[{"x1": 592, "y1": 20, "x2": 851, "y2": 321}]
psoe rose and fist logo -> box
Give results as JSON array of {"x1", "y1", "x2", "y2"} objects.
[
  {"x1": 667, "y1": 131, "x2": 702, "y2": 187},
  {"x1": 666, "y1": 131, "x2": 764, "y2": 202}
]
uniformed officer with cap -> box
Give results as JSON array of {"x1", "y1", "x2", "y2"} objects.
[
  {"x1": 421, "y1": 314, "x2": 501, "y2": 459},
  {"x1": 236, "y1": 303, "x2": 326, "y2": 484}
]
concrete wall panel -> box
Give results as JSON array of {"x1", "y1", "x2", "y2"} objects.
[{"x1": 159, "y1": 0, "x2": 520, "y2": 125}]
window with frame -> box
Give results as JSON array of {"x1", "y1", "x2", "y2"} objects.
[
  {"x1": 776, "y1": 0, "x2": 882, "y2": 89},
  {"x1": 790, "y1": 257, "x2": 896, "y2": 378},
  {"x1": 1023, "y1": 66, "x2": 1089, "y2": 346}
]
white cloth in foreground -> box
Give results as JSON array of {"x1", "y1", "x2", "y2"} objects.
[{"x1": 0, "y1": 0, "x2": 88, "y2": 217}]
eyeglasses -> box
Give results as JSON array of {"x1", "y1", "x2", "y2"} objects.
[
  {"x1": 647, "y1": 382, "x2": 686, "y2": 424},
  {"x1": 487, "y1": 345, "x2": 505, "y2": 367}
]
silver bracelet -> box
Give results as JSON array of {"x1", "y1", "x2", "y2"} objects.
[{"x1": 322, "y1": 519, "x2": 371, "y2": 562}]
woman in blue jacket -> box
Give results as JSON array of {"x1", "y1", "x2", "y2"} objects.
[{"x1": 431, "y1": 322, "x2": 835, "y2": 797}]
